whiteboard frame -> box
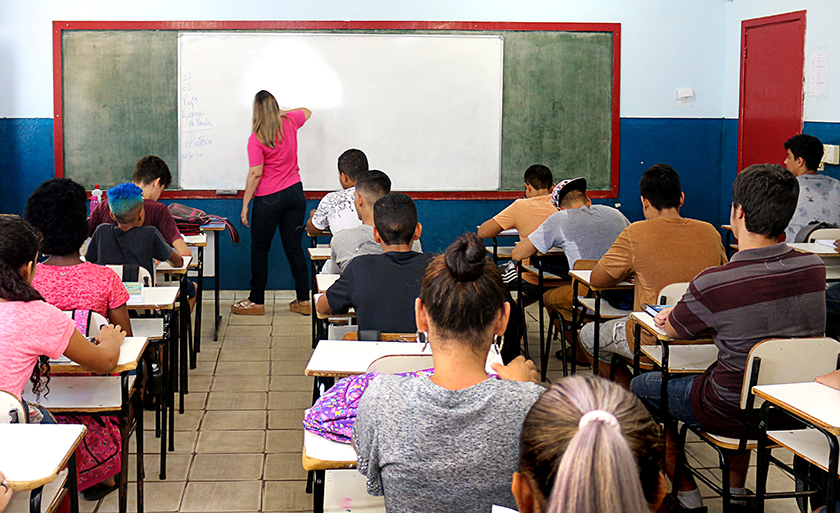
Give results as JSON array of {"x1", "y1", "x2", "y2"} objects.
[{"x1": 53, "y1": 20, "x2": 621, "y2": 200}]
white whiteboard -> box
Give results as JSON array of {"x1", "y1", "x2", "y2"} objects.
[{"x1": 177, "y1": 33, "x2": 503, "y2": 191}]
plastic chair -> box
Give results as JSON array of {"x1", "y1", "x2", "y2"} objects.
[
  {"x1": 671, "y1": 337, "x2": 840, "y2": 512},
  {"x1": 807, "y1": 228, "x2": 840, "y2": 243},
  {"x1": 0, "y1": 389, "x2": 26, "y2": 424},
  {"x1": 105, "y1": 263, "x2": 153, "y2": 287}
]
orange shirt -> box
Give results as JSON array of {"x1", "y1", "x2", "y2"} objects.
[{"x1": 492, "y1": 195, "x2": 557, "y2": 240}]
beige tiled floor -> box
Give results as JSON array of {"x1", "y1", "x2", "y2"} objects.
[{"x1": 80, "y1": 291, "x2": 804, "y2": 512}]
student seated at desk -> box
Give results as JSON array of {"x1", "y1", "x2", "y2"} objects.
[
  {"x1": 0, "y1": 471, "x2": 10, "y2": 512},
  {"x1": 86, "y1": 183, "x2": 184, "y2": 279},
  {"x1": 582, "y1": 164, "x2": 727, "y2": 385},
  {"x1": 478, "y1": 164, "x2": 556, "y2": 292},
  {"x1": 514, "y1": 375, "x2": 666, "y2": 513},
  {"x1": 306, "y1": 148, "x2": 368, "y2": 236},
  {"x1": 0, "y1": 217, "x2": 125, "y2": 499},
  {"x1": 631, "y1": 164, "x2": 826, "y2": 513},
  {"x1": 353, "y1": 233, "x2": 541, "y2": 513},
  {"x1": 511, "y1": 177, "x2": 629, "y2": 324},
  {"x1": 316, "y1": 192, "x2": 433, "y2": 333},
  {"x1": 88, "y1": 155, "x2": 191, "y2": 259},
  {"x1": 24, "y1": 178, "x2": 133, "y2": 335},
  {"x1": 327, "y1": 170, "x2": 422, "y2": 274},
  {"x1": 782, "y1": 134, "x2": 840, "y2": 241}
]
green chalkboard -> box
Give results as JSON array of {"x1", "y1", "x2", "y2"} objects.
[
  {"x1": 501, "y1": 31, "x2": 613, "y2": 191},
  {"x1": 58, "y1": 25, "x2": 615, "y2": 193},
  {"x1": 62, "y1": 30, "x2": 178, "y2": 188}
]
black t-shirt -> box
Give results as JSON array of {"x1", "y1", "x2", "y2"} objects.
[
  {"x1": 325, "y1": 251, "x2": 435, "y2": 333},
  {"x1": 86, "y1": 224, "x2": 173, "y2": 277}
]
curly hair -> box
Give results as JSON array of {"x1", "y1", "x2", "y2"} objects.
[
  {"x1": 0, "y1": 217, "x2": 51, "y2": 398},
  {"x1": 24, "y1": 178, "x2": 89, "y2": 256}
]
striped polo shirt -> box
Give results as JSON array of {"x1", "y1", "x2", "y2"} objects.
[{"x1": 669, "y1": 243, "x2": 826, "y2": 438}]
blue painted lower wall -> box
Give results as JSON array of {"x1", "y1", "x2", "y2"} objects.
[{"x1": 3, "y1": 116, "x2": 840, "y2": 290}]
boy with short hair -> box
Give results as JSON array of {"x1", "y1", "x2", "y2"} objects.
[
  {"x1": 631, "y1": 164, "x2": 826, "y2": 513},
  {"x1": 511, "y1": 177, "x2": 629, "y2": 317},
  {"x1": 307, "y1": 148, "x2": 368, "y2": 236},
  {"x1": 327, "y1": 170, "x2": 423, "y2": 273},
  {"x1": 782, "y1": 133, "x2": 840, "y2": 240},
  {"x1": 86, "y1": 183, "x2": 183, "y2": 277},
  {"x1": 88, "y1": 155, "x2": 191, "y2": 258},
  {"x1": 316, "y1": 192, "x2": 433, "y2": 333},
  {"x1": 581, "y1": 164, "x2": 727, "y2": 382}
]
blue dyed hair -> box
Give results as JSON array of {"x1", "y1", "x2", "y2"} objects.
[{"x1": 108, "y1": 183, "x2": 144, "y2": 224}]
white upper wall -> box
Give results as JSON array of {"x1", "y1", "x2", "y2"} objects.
[
  {"x1": 724, "y1": 0, "x2": 840, "y2": 121},
  {"x1": 0, "y1": 0, "x2": 726, "y2": 119}
]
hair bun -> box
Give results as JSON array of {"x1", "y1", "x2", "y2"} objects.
[{"x1": 444, "y1": 233, "x2": 487, "y2": 281}]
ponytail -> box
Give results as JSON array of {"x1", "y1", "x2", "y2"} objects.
[
  {"x1": 546, "y1": 410, "x2": 651, "y2": 513},
  {"x1": 518, "y1": 376, "x2": 663, "y2": 513}
]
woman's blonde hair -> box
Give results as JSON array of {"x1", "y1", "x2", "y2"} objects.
[
  {"x1": 252, "y1": 90, "x2": 287, "y2": 148},
  {"x1": 519, "y1": 375, "x2": 663, "y2": 513}
]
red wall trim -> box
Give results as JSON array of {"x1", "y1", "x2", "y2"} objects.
[{"x1": 54, "y1": 20, "x2": 621, "y2": 200}]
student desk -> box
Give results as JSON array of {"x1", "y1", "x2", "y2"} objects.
[
  {"x1": 481, "y1": 227, "x2": 517, "y2": 262},
  {"x1": 184, "y1": 233, "x2": 206, "y2": 369},
  {"x1": 0, "y1": 424, "x2": 85, "y2": 513},
  {"x1": 156, "y1": 256, "x2": 191, "y2": 412},
  {"x1": 631, "y1": 312, "x2": 717, "y2": 433},
  {"x1": 302, "y1": 430, "x2": 385, "y2": 513},
  {"x1": 313, "y1": 274, "x2": 356, "y2": 347},
  {"x1": 26, "y1": 337, "x2": 148, "y2": 513},
  {"x1": 309, "y1": 247, "x2": 332, "y2": 347},
  {"x1": 789, "y1": 242, "x2": 840, "y2": 281},
  {"x1": 518, "y1": 250, "x2": 564, "y2": 378},
  {"x1": 199, "y1": 221, "x2": 229, "y2": 342},
  {"x1": 753, "y1": 382, "x2": 840, "y2": 513},
  {"x1": 568, "y1": 270, "x2": 634, "y2": 376},
  {"x1": 127, "y1": 286, "x2": 178, "y2": 479},
  {"x1": 721, "y1": 224, "x2": 739, "y2": 257}
]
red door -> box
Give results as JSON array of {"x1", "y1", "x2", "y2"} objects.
[{"x1": 737, "y1": 11, "x2": 806, "y2": 172}]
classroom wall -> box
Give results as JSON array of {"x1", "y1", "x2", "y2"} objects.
[{"x1": 1, "y1": 0, "x2": 836, "y2": 289}]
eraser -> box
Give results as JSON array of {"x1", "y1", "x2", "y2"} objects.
[{"x1": 216, "y1": 189, "x2": 238, "y2": 195}]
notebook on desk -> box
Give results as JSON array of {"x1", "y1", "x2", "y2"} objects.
[{"x1": 126, "y1": 285, "x2": 144, "y2": 305}]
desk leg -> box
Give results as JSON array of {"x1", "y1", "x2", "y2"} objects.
[
  {"x1": 571, "y1": 280, "x2": 579, "y2": 375},
  {"x1": 538, "y1": 267, "x2": 546, "y2": 379},
  {"x1": 755, "y1": 402, "x2": 771, "y2": 513},
  {"x1": 68, "y1": 454, "x2": 79, "y2": 513},
  {"x1": 193, "y1": 245, "x2": 204, "y2": 369},
  {"x1": 180, "y1": 273, "x2": 189, "y2": 412},
  {"x1": 593, "y1": 292, "x2": 601, "y2": 377},
  {"x1": 633, "y1": 323, "x2": 642, "y2": 376},
  {"x1": 134, "y1": 359, "x2": 146, "y2": 513},
  {"x1": 119, "y1": 373, "x2": 129, "y2": 513},
  {"x1": 311, "y1": 258, "x2": 319, "y2": 349},
  {"x1": 169, "y1": 308, "x2": 178, "y2": 452},
  {"x1": 214, "y1": 231, "x2": 221, "y2": 341},
  {"x1": 313, "y1": 469, "x2": 325, "y2": 513},
  {"x1": 517, "y1": 262, "x2": 529, "y2": 360},
  {"x1": 160, "y1": 314, "x2": 170, "y2": 479},
  {"x1": 827, "y1": 433, "x2": 839, "y2": 513}
]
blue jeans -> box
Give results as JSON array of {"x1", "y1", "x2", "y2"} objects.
[
  {"x1": 630, "y1": 372, "x2": 703, "y2": 429},
  {"x1": 249, "y1": 182, "x2": 309, "y2": 304}
]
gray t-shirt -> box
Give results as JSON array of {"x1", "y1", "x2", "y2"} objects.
[
  {"x1": 785, "y1": 174, "x2": 840, "y2": 241},
  {"x1": 528, "y1": 204, "x2": 630, "y2": 268},
  {"x1": 353, "y1": 375, "x2": 543, "y2": 513},
  {"x1": 328, "y1": 224, "x2": 422, "y2": 274}
]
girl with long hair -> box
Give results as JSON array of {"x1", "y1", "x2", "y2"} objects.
[
  {"x1": 233, "y1": 90, "x2": 312, "y2": 316},
  {"x1": 0, "y1": 217, "x2": 124, "y2": 497}
]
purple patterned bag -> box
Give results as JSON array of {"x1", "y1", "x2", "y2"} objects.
[{"x1": 304, "y1": 369, "x2": 434, "y2": 444}]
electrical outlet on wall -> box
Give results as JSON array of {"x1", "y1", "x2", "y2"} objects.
[{"x1": 822, "y1": 144, "x2": 840, "y2": 166}]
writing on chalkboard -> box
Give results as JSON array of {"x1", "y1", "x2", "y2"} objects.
[{"x1": 180, "y1": 71, "x2": 214, "y2": 168}]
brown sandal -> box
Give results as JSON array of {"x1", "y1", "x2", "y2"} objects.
[
  {"x1": 231, "y1": 298, "x2": 265, "y2": 316},
  {"x1": 289, "y1": 299, "x2": 311, "y2": 316}
]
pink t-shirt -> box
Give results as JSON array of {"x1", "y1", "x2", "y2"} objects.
[
  {"x1": 0, "y1": 300, "x2": 75, "y2": 399},
  {"x1": 32, "y1": 262, "x2": 130, "y2": 318},
  {"x1": 248, "y1": 109, "x2": 307, "y2": 197}
]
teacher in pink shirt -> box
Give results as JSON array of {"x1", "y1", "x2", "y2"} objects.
[{"x1": 233, "y1": 90, "x2": 311, "y2": 316}]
